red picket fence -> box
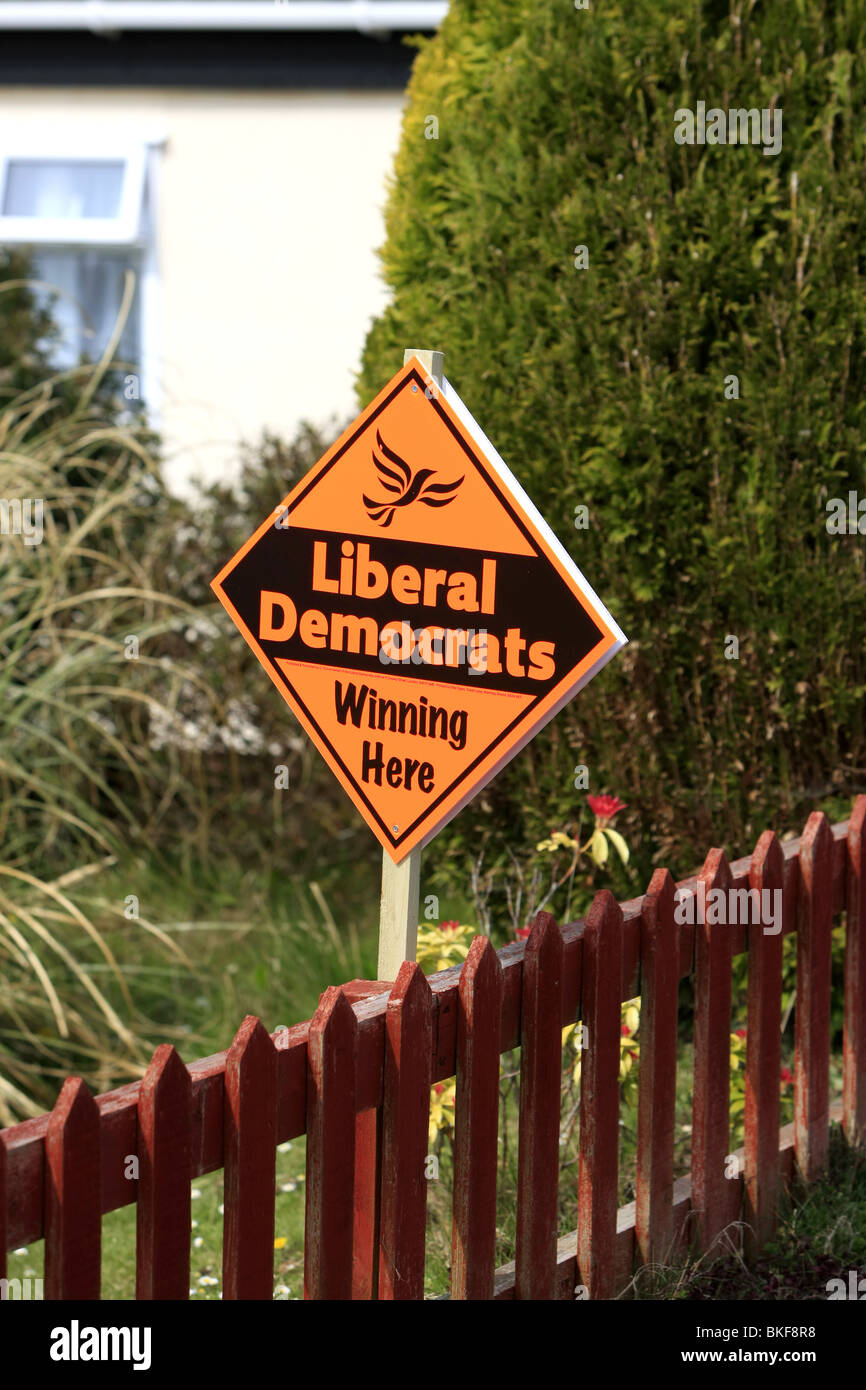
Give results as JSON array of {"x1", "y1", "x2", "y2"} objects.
[{"x1": 1, "y1": 798, "x2": 865, "y2": 1300}]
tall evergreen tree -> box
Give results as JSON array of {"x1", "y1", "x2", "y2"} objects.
[{"x1": 360, "y1": 0, "x2": 866, "y2": 886}]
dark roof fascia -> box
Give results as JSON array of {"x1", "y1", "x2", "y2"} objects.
[{"x1": 0, "y1": 28, "x2": 430, "y2": 89}]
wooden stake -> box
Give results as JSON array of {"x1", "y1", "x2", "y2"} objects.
[{"x1": 376, "y1": 347, "x2": 443, "y2": 982}]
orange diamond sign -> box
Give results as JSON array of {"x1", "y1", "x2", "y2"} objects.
[{"x1": 211, "y1": 356, "x2": 626, "y2": 861}]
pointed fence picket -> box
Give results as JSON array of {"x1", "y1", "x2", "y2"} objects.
[
  {"x1": 576, "y1": 892, "x2": 622, "y2": 1300},
  {"x1": 378, "y1": 962, "x2": 432, "y2": 1300},
  {"x1": 796, "y1": 813, "x2": 834, "y2": 1183},
  {"x1": 305, "y1": 988, "x2": 357, "y2": 1300},
  {"x1": 844, "y1": 797, "x2": 866, "y2": 1146},
  {"x1": 136, "y1": 1043, "x2": 192, "y2": 1300},
  {"x1": 0, "y1": 1126, "x2": 6, "y2": 1285},
  {"x1": 44, "y1": 1077, "x2": 101, "y2": 1299},
  {"x1": 515, "y1": 912, "x2": 563, "y2": 1300},
  {"x1": 635, "y1": 868, "x2": 678, "y2": 1268},
  {"x1": 742, "y1": 832, "x2": 784, "y2": 1260},
  {"x1": 342, "y1": 975, "x2": 390, "y2": 1300},
  {"x1": 690, "y1": 848, "x2": 735, "y2": 1251},
  {"x1": 450, "y1": 936, "x2": 503, "y2": 1300},
  {"x1": 1, "y1": 799, "x2": 865, "y2": 1302},
  {"x1": 223, "y1": 1017, "x2": 277, "y2": 1299}
]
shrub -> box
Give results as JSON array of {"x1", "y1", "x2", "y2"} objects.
[
  {"x1": 359, "y1": 0, "x2": 866, "y2": 900},
  {"x1": 0, "y1": 343, "x2": 208, "y2": 1117},
  {"x1": 0, "y1": 248, "x2": 59, "y2": 397}
]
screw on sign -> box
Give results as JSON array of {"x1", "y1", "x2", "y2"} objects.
[{"x1": 211, "y1": 350, "x2": 626, "y2": 972}]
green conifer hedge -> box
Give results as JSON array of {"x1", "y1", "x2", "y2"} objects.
[{"x1": 358, "y1": 0, "x2": 866, "y2": 882}]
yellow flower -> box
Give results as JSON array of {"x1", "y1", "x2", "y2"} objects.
[
  {"x1": 416, "y1": 922, "x2": 476, "y2": 975},
  {"x1": 428, "y1": 1079, "x2": 457, "y2": 1146},
  {"x1": 729, "y1": 1029, "x2": 747, "y2": 1071},
  {"x1": 564, "y1": 998, "x2": 641, "y2": 1092},
  {"x1": 537, "y1": 830, "x2": 579, "y2": 853},
  {"x1": 623, "y1": 1002, "x2": 640, "y2": 1036},
  {"x1": 274, "y1": 1237, "x2": 287, "y2": 1250}
]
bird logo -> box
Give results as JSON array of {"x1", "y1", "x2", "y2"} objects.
[{"x1": 362, "y1": 430, "x2": 464, "y2": 528}]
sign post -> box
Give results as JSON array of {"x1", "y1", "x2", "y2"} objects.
[
  {"x1": 376, "y1": 348, "x2": 442, "y2": 980},
  {"x1": 211, "y1": 348, "x2": 627, "y2": 979}
]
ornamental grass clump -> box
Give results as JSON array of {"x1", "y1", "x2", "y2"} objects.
[{"x1": 0, "y1": 290, "x2": 212, "y2": 1118}]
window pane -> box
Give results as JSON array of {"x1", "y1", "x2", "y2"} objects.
[
  {"x1": 3, "y1": 160, "x2": 125, "y2": 219},
  {"x1": 32, "y1": 248, "x2": 142, "y2": 374}
]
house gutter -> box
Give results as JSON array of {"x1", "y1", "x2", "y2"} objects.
[{"x1": 0, "y1": 2, "x2": 448, "y2": 35}]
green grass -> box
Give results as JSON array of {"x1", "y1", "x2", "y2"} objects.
[
  {"x1": 0, "y1": 848, "x2": 370, "y2": 1300},
  {"x1": 76, "y1": 854, "x2": 381, "y2": 1053},
  {"x1": 419, "y1": 985, "x2": 803, "y2": 1298},
  {"x1": 5, "y1": 1139, "x2": 310, "y2": 1300},
  {"x1": 0, "y1": 853, "x2": 476, "y2": 1300},
  {"x1": 630, "y1": 1125, "x2": 866, "y2": 1300},
  {"x1": 0, "y1": 854, "x2": 853, "y2": 1299},
  {"x1": 0, "y1": 848, "x2": 389, "y2": 1120},
  {"x1": 0, "y1": 892, "x2": 854, "y2": 1300},
  {"x1": 8, "y1": 1122, "x2": 861, "y2": 1301}
]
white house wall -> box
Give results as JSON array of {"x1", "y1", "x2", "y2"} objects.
[{"x1": 0, "y1": 87, "x2": 405, "y2": 494}]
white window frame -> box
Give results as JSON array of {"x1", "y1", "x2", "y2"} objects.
[
  {"x1": 0, "y1": 134, "x2": 165, "y2": 419},
  {"x1": 0, "y1": 143, "x2": 147, "y2": 245}
]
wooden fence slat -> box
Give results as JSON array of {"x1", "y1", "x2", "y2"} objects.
[
  {"x1": 577, "y1": 890, "x2": 623, "y2": 1300},
  {"x1": 378, "y1": 962, "x2": 433, "y2": 1300},
  {"x1": 0, "y1": 1128, "x2": 6, "y2": 1288},
  {"x1": 352, "y1": 1108, "x2": 382, "y2": 1299},
  {"x1": 342, "y1": 979, "x2": 391, "y2": 1300},
  {"x1": 744, "y1": 832, "x2": 784, "y2": 1261},
  {"x1": 222, "y1": 1016, "x2": 277, "y2": 1300},
  {"x1": 844, "y1": 795, "x2": 866, "y2": 1147},
  {"x1": 451, "y1": 935, "x2": 503, "y2": 1300},
  {"x1": 0, "y1": 809, "x2": 859, "y2": 1305},
  {"x1": 4, "y1": 818, "x2": 856, "y2": 1255},
  {"x1": 796, "y1": 813, "x2": 833, "y2": 1181},
  {"x1": 636, "y1": 869, "x2": 678, "y2": 1268},
  {"x1": 691, "y1": 848, "x2": 735, "y2": 1253},
  {"x1": 136, "y1": 1044, "x2": 192, "y2": 1300},
  {"x1": 515, "y1": 911, "x2": 563, "y2": 1300},
  {"x1": 44, "y1": 1077, "x2": 101, "y2": 1299},
  {"x1": 305, "y1": 987, "x2": 358, "y2": 1300}
]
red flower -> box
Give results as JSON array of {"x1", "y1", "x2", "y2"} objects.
[
  {"x1": 440, "y1": 920, "x2": 459, "y2": 933},
  {"x1": 434, "y1": 1083, "x2": 445, "y2": 1096},
  {"x1": 515, "y1": 925, "x2": 532, "y2": 940},
  {"x1": 621, "y1": 1024, "x2": 631, "y2": 1037},
  {"x1": 735, "y1": 1028, "x2": 747, "y2": 1039},
  {"x1": 780, "y1": 1067, "x2": 793, "y2": 1086},
  {"x1": 587, "y1": 794, "x2": 627, "y2": 826}
]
